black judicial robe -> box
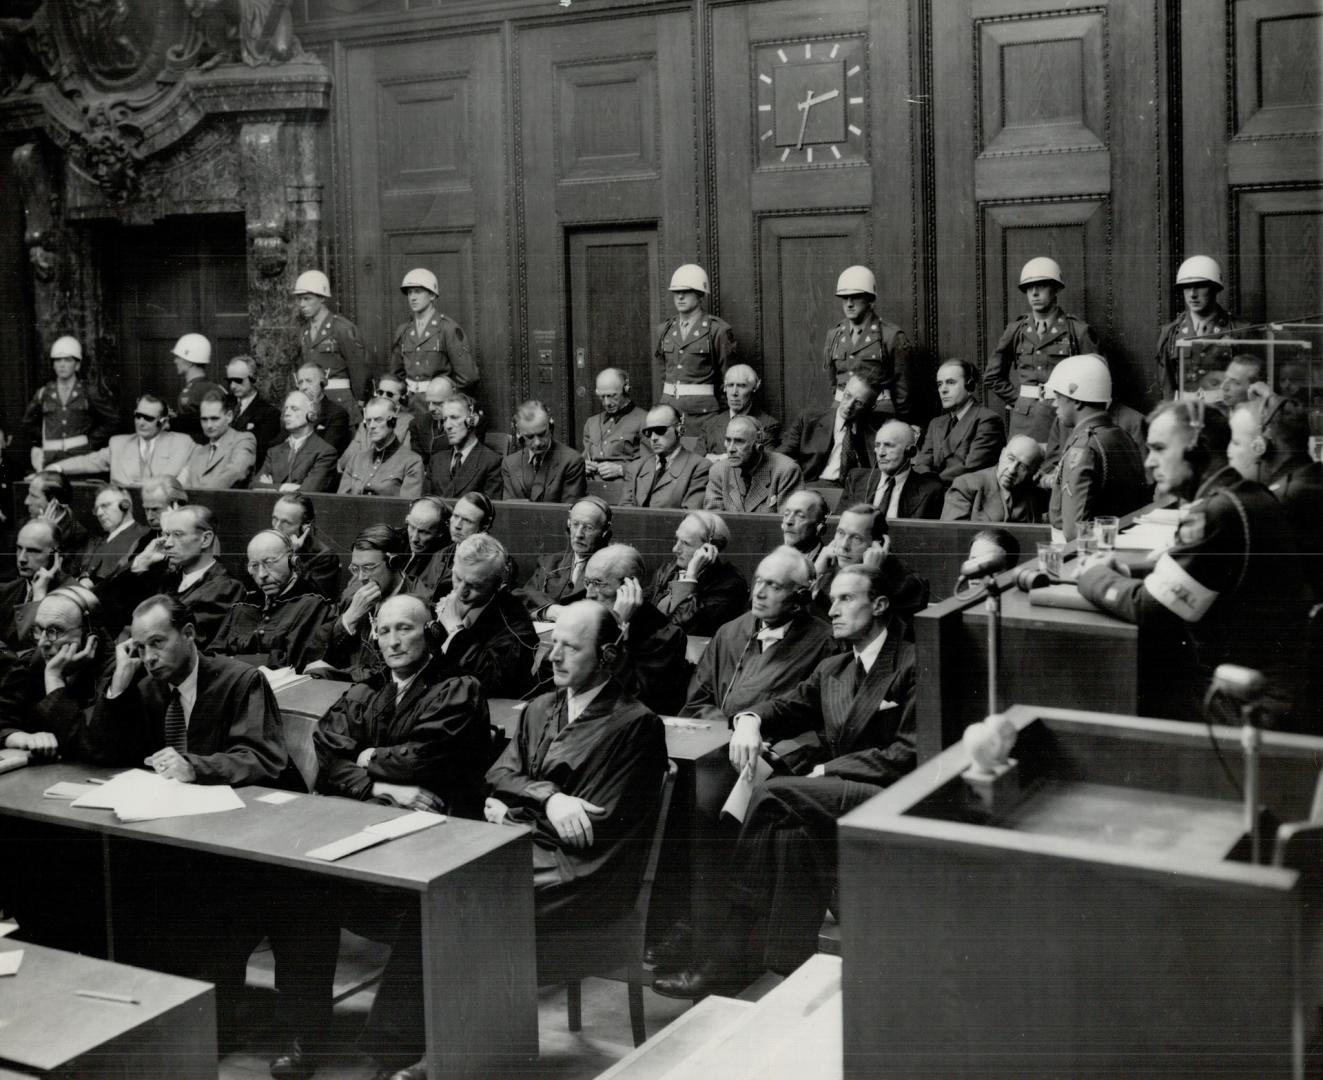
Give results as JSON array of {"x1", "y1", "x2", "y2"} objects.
[
  {"x1": 209, "y1": 576, "x2": 333, "y2": 672},
  {"x1": 0, "y1": 647, "x2": 106, "y2": 754}
]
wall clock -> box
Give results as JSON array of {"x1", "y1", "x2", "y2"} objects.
[{"x1": 754, "y1": 37, "x2": 868, "y2": 167}]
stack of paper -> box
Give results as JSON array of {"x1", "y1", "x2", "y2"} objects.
[
  {"x1": 259, "y1": 666, "x2": 311, "y2": 693},
  {"x1": 69, "y1": 770, "x2": 244, "y2": 823},
  {"x1": 306, "y1": 810, "x2": 445, "y2": 862},
  {"x1": 43, "y1": 781, "x2": 100, "y2": 800}
]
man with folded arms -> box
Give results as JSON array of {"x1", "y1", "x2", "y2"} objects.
[{"x1": 654, "y1": 564, "x2": 917, "y2": 999}]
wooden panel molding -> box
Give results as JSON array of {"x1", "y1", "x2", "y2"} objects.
[
  {"x1": 1231, "y1": 185, "x2": 1323, "y2": 321},
  {"x1": 1232, "y1": 0, "x2": 1323, "y2": 139},
  {"x1": 377, "y1": 73, "x2": 471, "y2": 192},
  {"x1": 555, "y1": 55, "x2": 659, "y2": 183}
]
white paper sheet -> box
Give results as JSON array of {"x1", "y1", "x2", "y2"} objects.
[
  {"x1": 365, "y1": 810, "x2": 445, "y2": 839},
  {"x1": 0, "y1": 950, "x2": 22, "y2": 976},
  {"x1": 0, "y1": 921, "x2": 18, "y2": 938},
  {"x1": 721, "y1": 757, "x2": 773, "y2": 823},
  {"x1": 70, "y1": 769, "x2": 244, "y2": 822},
  {"x1": 305, "y1": 832, "x2": 384, "y2": 862},
  {"x1": 43, "y1": 781, "x2": 100, "y2": 800},
  {"x1": 256, "y1": 791, "x2": 300, "y2": 805},
  {"x1": 258, "y1": 666, "x2": 311, "y2": 693},
  {"x1": 1116, "y1": 522, "x2": 1177, "y2": 553}
]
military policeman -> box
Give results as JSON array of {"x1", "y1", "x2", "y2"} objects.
[
  {"x1": 1155, "y1": 256, "x2": 1248, "y2": 401},
  {"x1": 985, "y1": 257, "x2": 1100, "y2": 443},
  {"x1": 655, "y1": 263, "x2": 737, "y2": 418},
  {"x1": 171, "y1": 333, "x2": 224, "y2": 442},
  {"x1": 1078, "y1": 401, "x2": 1308, "y2": 724},
  {"x1": 822, "y1": 265, "x2": 917, "y2": 423},
  {"x1": 391, "y1": 268, "x2": 479, "y2": 422},
  {"x1": 1044, "y1": 354, "x2": 1147, "y2": 542},
  {"x1": 295, "y1": 269, "x2": 368, "y2": 426},
  {"x1": 21, "y1": 336, "x2": 118, "y2": 471}
]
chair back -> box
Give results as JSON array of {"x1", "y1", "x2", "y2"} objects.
[{"x1": 633, "y1": 760, "x2": 679, "y2": 921}]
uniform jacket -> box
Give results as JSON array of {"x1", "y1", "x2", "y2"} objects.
[
  {"x1": 985, "y1": 310, "x2": 1100, "y2": 441},
  {"x1": 234, "y1": 395, "x2": 283, "y2": 458},
  {"x1": 21, "y1": 378, "x2": 118, "y2": 460},
  {"x1": 838, "y1": 466, "x2": 945, "y2": 519},
  {"x1": 941, "y1": 466, "x2": 1046, "y2": 524},
  {"x1": 57, "y1": 432, "x2": 196, "y2": 486},
  {"x1": 1042, "y1": 401, "x2": 1147, "y2": 476},
  {"x1": 648, "y1": 558, "x2": 750, "y2": 637},
  {"x1": 254, "y1": 433, "x2": 339, "y2": 492},
  {"x1": 914, "y1": 404, "x2": 1006, "y2": 485},
  {"x1": 502, "y1": 441, "x2": 588, "y2": 503},
  {"x1": 516, "y1": 547, "x2": 589, "y2": 616},
  {"x1": 747, "y1": 614, "x2": 917, "y2": 787},
  {"x1": 314, "y1": 656, "x2": 489, "y2": 819},
  {"x1": 486, "y1": 678, "x2": 667, "y2": 912},
  {"x1": 703, "y1": 451, "x2": 803, "y2": 514},
  {"x1": 313, "y1": 396, "x2": 353, "y2": 455},
  {"x1": 427, "y1": 440, "x2": 504, "y2": 500},
  {"x1": 300, "y1": 312, "x2": 368, "y2": 395},
  {"x1": 681, "y1": 610, "x2": 837, "y2": 726},
  {"x1": 619, "y1": 446, "x2": 710, "y2": 509},
  {"x1": 180, "y1": 427, "x2": 258, "y2": 489},
  {"x1": 84, "y1": 653, "x2": 296, "y2": 788},
  {"x1": 698, "y1": 409, "x2": 784, "y2": 456},
  {"x1": 337, "y1": 436, "x2": 425, "y2": 499},
  {"x1": 778, "y1": 405, "x2": 879, "y2": 482},
  {"x1": 1155, "y1": 306, "x2": 1248, "y2": 398},
  {"x1": 338, "y1": 412, "x2": 415, "y2": 466},
  {"x1": 209, "y1": 576, "x2": 333, "y2": 671},
  {"x1": 654, "y1": 313, "x2": 737, "y2": 415},
  {"x1": 1048, "y1": 413, "x2": 1148, "y2": 540},
  {"x1": 582, "y1": 405, "x2": 647, "y2": 465},
  {"x1": 391, "y1": 310, "x2": 479, "y2": 391},
  {"x1": 822, "y1": 311, "x2": 916, "y2": 420}
]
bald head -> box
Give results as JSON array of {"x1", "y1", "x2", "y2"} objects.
[
  {"x1": 873, "y1": 419, "x2": 917, "y2": 476},
  {"x1": 723, "y1": 365, "x2": 761, "y2": 412},
  {"x1": 548, "y1": 600, "x2": 616, "y2": 692},
  {"x1": 375, "y1": 593, "x2": 434, "y2": 677}
]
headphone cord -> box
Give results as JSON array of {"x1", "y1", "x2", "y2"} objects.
[{"x1": 718, "y1": 632, "x2": 758, "y2": 715}]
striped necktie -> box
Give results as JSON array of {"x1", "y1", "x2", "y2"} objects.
[{"x1": 164, "y1": 689, "x2": 187, "y2": 754}]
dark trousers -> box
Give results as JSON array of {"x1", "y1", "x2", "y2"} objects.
[{"x1": 719, "y1": 774, "x2": 880, "y2": 975}]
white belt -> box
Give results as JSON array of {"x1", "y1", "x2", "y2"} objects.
[
  {"x1": 42, "y1": 434, "x2": 89, "y2": 452},
  {"x1": 663, "y1": 381, "x2": 715, "y2": 397},
  {"x1": 1018, "y1": 384, "x2": 1042, "y2": 399},
  {"x1": 406, "y1": 379, "x2": 429, "y2": 393},
  {"x1": 1177, "y1": 388, "x2": 1223, "y2": 404},
  {"x1": 325, "y1": 378, "x2": 352, "y2": 391}
]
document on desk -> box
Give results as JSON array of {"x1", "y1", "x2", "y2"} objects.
[
  {"x1": 0, "y1": 950, "x2": 22, "y2": 976},
  {"x1": 43, "y1": 781, "x2": 101, "y2": 800},
  {"x1": 259, "y1": 665, "x2": 311, "y2": 693},
  {"x1": 305, "y1": 810, "x2": 445, "y2": 862},
  {"x1": 1116, "y1": 522, "x2": 1176, "y2": 553},
  {"x1": 68, "y1": 769, "x2": 244, "y2": 822}
]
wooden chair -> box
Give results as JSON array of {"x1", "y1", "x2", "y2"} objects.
[{"x1": 540, "y1": 760, "x2": 679, "y2": 1047}]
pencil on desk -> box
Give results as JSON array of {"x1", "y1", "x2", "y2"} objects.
[{"x1": 76, "y1": 988, "x2": 139, "y2": 1005}]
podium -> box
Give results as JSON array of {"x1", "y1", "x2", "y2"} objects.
[{"x1": 838, "y1": 705, "x2": 1323, "y2": 1079}]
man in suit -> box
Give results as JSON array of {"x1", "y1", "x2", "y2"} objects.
[
  {"x1": 648, "y1": 510, "x2": 750, "y2": 636},
  {"x1": 809, "y1": 504, "x2": 930, "y2": 625},
  {"x1": 337, "y1": 395, "x2": 425, "y2": 499},
  {"x1": 78, "y1": 483, "x2": 152, "y2": 584},
  {"x1": 310, "y1": 524, "x2": 409, "y2": 686},
  {"x1": 0, "y1": 520, "x2": 70, "y2": 647},
  {"x1": 697, "y1": 365, "x2": 783, "y2": 461},
  {"x1": 582, "y1": 368, "x2": 647, "y2": 482},
  {"x1": 502, "y1": 400, "x2": 588, "y2": 503},
  {"x1": 426, "y1": 392, "x2": 503, "y2": 499},
  {"x1": 398, "y1": 495, "x2": 453, "y2": 604},
  {"x1": 838, "y1": 420, "x2": 944, "y2": 519},
  {"x1": 942, "y1": 435, "x2": 1047, "y2": 523},
  {"x1": 50, "y1": 394, "x2": 193, "y2": 486},
  {"x1": 654, "y1": 563, "x2": 917, "y2": 999},
  {"x1": 516, "y1": 496, "x2": 613, "y2": 618},
  {"x1": 778, "y1": 373, "x2": 880, "y2": 483},
  {"x1": 779, "y1": 489, "x2": 831, "y2": 563},
  {"x1": 914, "y1": 360, "x2": 1005, "y2": 485},
  {"x1": 620, "y1": 403, "x2": 710, "y2": 509},
  {"x1": 253, "y1": 390, "x2": 339, "y2": 493},
  {"x1": 703, "y1": 415, "x2": 803, "y2": 514},
  {"x1": 226, "y1": 356, "x2": 282, "y2": 457},
  {"x1": 295, "y1": 362, "x2": 352, "y2": 455},
  {"x1": 88, "y1": 477, "x2": 188, "y2": 633},
  {"x1": 156, "y1": 505, "x2": 246, "y2": 649},
  {"x1": 270, "y1": 493, "x2": 342, "y2": 601},
  {"x1": 179, "y1": 390, "x2": 257, "y2": 489},
  {"x1": 409, "y1": 375, "x2": 457, "y2": 464}
]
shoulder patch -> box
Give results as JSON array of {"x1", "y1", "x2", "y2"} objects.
[
  {"x1": 453, "y1": 325, "x2": 465, "y2": 343},
  {"x1": 1066, "y1": 447, "x2": 1086, "y2": 470}
]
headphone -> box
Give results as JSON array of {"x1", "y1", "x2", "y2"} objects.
[
  {"x1": 567, "y1": 496, "x2": 614, "y2": 545},
  {"x1": 1249, "y1": 394, "x2": 1290, "y2": 461},
  {"x1": 45, "y1": 584, "x2": 101, "y2": 633},
  {"x1": 944, "y1": 359, "x2": 979, "y2": 394},
  {"x1": 413, "y1": 495, "x2": 452, "y2": 522},
  {"x1": 448, "y1": 392, "x2": 483, "y2": 431},
  {"x1": 460, "y1": 492, "x2": 496, "y2": 531},
  {"x1": 513, "y1": 402, "x2": 554, "y2": 443},
  {"x1": 598, "y1": 617, "x2": 626, "y2": 666}
]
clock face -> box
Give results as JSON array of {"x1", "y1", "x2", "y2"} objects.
[{"x1": 755, "y1": 37, "x2": 868, "y2": 168}]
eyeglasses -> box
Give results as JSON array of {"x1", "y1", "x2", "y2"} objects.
[
  {"x1": 33, "y1": 624, "x2": 78, "y2": 641},
  {"x1": 246, "y1": 556, "x2": 288, "y2": 573},
  {"x1": 348, "y1": 562, "x2": 385, "y2": 579},
  {"x1": 641, "y1": 426, "x2": 674, "y2": 437},
  {"x1": 227, "y1": 376, "x2": 250, "y2": 384},
  {"x1": 133, "y1": 412, "x2": 164, "y2": 423},
  {"x1": 583, "y1": 577, "x2": 614, "y2": 592}
]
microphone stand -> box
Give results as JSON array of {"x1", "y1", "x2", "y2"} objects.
[
  {"x1": 1241, "y1": 702, "x2": 1263, "y2": 865},
  {"x1": 975, "y1": 571, "x2": 1008, "y2": 718}
]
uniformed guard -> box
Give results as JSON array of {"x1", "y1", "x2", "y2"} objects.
[
  {"x1": 295, "y1": 269, "x2": 368, "y2": 427},
  {"x1": 171, "y1": 333, "x2": 224, "y2": 443},
  {"x1": 1044, "y1": 354, "x2": 1147, "y2": 542},
  {"x1": 1154, "y1": 255, "x2": 1247, "y2": 401},
  {"x1": 822, "y1": 265, "x2": 917, "y2": 422},
  {"x1": 390, "y1": 268, "x2": 479, "y2": 419},
  {"x1": 655, "y1": 263, "x2": 737, "y2": 418},
  {"x1": 21, "y1": 336, "x2": 118, "y2": 471},
  {"x1": 985, "y1": 257, "x2": 1101, "y2": 443}
]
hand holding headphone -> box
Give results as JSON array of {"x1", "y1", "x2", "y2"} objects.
[
  {"x1": 611, "y1": 576, "x2": 643, "y2": 626},
  {"x1": 687, "y1": 542, "x2": 719, "y2": 580}
]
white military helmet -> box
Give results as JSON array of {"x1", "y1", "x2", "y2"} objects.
[
  {"x1": 1175, "y1": 255, "x2": 1224, "y2": 290},
  {"x1": 668, "y1": 264, "x2": 709, "y2": 294},
  {"x1": 835, "y1": 265, "x2": 876, "y2": 297},
  {"x1": 49, "y1": 335, "x2": 82, "y2": 361},
  {"x1": 400, "y1": 268, "x2": 439, "y2": 295},
  {"x1": 172, "y1": 333, "x2": 212, "y2": 366},
  {"x1": 1018, "y1": 257, "x2": 1065, "y2": 291},
  {"x1": 292, "y1": 270, "x2": 331, "y2": 298},
  {"x1": 1045, "y1": 353, "x2": 1111, "y2": 405}
]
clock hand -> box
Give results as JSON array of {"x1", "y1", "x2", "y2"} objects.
[
  {"x1": 796, "y1": 88, "x2": 841, "y2": 110},
  {"x1": 795, "y1": 89, "x2": 812, "y2": 150}
]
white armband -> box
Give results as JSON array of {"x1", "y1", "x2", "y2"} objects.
[{"x1": 1142, "y1": 552, "x2": 1218, "y2": 623}]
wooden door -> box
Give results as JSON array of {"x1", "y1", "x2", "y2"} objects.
[
  {"x1": 567, "y1": 228, "x2": 660, "y2": 439},
  {"x1": 932, "y1": 1, "x2": 1170, "y2": 409},
  {"x1": 113, "y1": 213, "x2": 248, "y2": 414}
]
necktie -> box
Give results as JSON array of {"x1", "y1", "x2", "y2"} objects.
[
  {"x1": 164, "y1": 689, "x2": 187, "y2": 754},
  {"x1": 206, "y1": 444, "x2": 218, "y2": 469},
  {"x1": 645, "y1": 455, "x2": 666, "y2": 505},
  {"x1": 851, "y1": 325, "x2": 862, "y2": 346},
  {"x1": 876, "y1": 474, "x2": 896, "y2": 516},
  {"x1": 851, "y1": 657, "x2": 867, "y2": 695},
  {"x1": 139, "y1": 440, "x2": 151, "y2": 475},
  {"x1": 572, "y1": 558, "x2": 585, "y2": 589},
  {"x1": 449, "y1": 449, "x2": 461, "y2": 479},
  {"x1": 1036, "y1": 320, "x2": 1049, "y2": 336},
  {"x1": 840, "y1": 422, "x2": 856, "y2": 475}
]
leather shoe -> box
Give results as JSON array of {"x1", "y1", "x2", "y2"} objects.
[
  {"x1": 269, "y1": 1038, "x2": 318, "y2": 1080},
  {"x1": 652, "y1": 961, "x2": 745, "y2": 1001},
  {"x1": 645, "y1": 920, "x2": 694, "y2": 969}
]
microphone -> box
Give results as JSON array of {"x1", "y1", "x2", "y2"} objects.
[
  {"x1": 958, "y1": 552, "x2": 1004, "y2": 581},
  {"x1": 1212, "y1": 664, "x2": 1267, "y2": 702}
]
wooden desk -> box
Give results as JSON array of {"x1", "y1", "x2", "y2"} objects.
[
  {"x1": 0, "y1": 940, "x2": 214, "y2": 1079},
  {"x1": 0, "y1": 763, "x2": 537, "y2": 1080},
  {"x1": 838, "y1": 705, "x2": 1323, "y2": 1079},
  {"x1": 274, "y1": 677, "x2": 353, "y2": 789}
]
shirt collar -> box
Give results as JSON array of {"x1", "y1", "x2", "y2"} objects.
[
  {"x1": 853, "y1": 623, "x2": 889, "y2": 674},
  {"x1": 178, "y1": 563, "x2": 211, "y2": 593},
  {"x1": 567, "y1": 679, "x2": 608, "y2": 724},
  {"x1": 392, "y1": 668, "x2": 424, "y2": 702},
  {"x1": 288, "y1": 430, "x2": 310, "y2": 451},
  {"x1": 174, "y1": 652, "x2": 201, "y2": 719},
  {"x1": 756, "y1": 621, "x2": 791, "y2": 646},
  {"x1": 105, "y1": 518, "x2": 136, "y2": 542}
]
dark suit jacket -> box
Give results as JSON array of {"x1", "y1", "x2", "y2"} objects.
[
  {"x1": 648, "y1": 558, "x2": 750, "y2": 637},
  {"x1": 314, "y1": 397, "x2": 352, "y2": 455},
  {"x1": 913, "y1": 404, "x2": 1006, "y2": 485},
  {"x1": 703, "y1": 451, "x2": 803, "y2": 514},
  {"x1": 234, "y1": 395, "x2": 283, "y2": 459},
  {"x1": 209, "y1": 577, "x2": 333, "y2": 671},
  {"x1": 619, "y1": 447, "x2": 710, "y2": 509},
  {"x1": 502, "y1": 440, "x2": 588, "y2": 503},
  {"x1": 748, "y1": 614, "x2": 916, "y2": 787},
  {"x1": 255, "y1": 434, "x2": 339, "y2": 492},
  {"x1": 0, "y1": 571, "x2": 72, "y2": 648},
  {"x1": 438, "y1": 588, "x2": 540, "y2": 699},
  {"x1": 837, "y1": 467, "x2": 945, "y2": 519},
  {"x1": 941, "y1": 466, "x2": 1046, "y2": 523},
  {"x1": 83, "y1": 653, "x2": 298, "y2": 788},
  {"x1": 778, "y1": 405, "x2": 878, "y2": 482},
  {"x1": 170, "y1": 562, "x2": 247, "y2": 650},
  {"x1": 297, "y1": 530, "x2": 342, "y2": 600},
  {"x1": 79, "y1": 522, "x2": 153, "y2": 584},
  {"x1": 516, "y1": 548, "x2": 585, "y2": 616},
  {"x1": 428, "y1": 440, "x2": 504, "y2": 500}
]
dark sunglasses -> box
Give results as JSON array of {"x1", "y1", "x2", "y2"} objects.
[
  {"x1": 642, "y1": 425, "x2": 674, "y2": 437},
  {"x1": 227, "y1": 375, "x2": 250, "y2": 384},
  {"x1": 133, "y1": 411, "x2": 164, "y2": 423}
]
